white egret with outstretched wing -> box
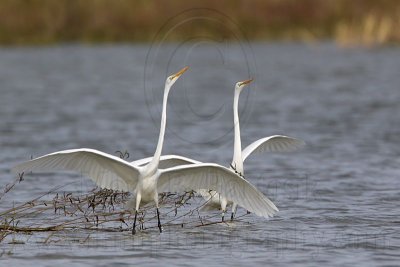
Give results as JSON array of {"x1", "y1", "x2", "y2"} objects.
[
  {"x1": 13, "y1": 66, "x2": 189, "y2": 234},
  {"x1": 12, "y1": 68, "x2": 279, "y2": 235},
  {"x1": 132, "y1": 79, "x2": 304, "y2": 220}
]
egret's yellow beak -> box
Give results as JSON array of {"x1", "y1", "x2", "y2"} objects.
[
  {"x1": 238, "y1": 78, "x2": 253, "y2": 87},
  {"x1": 171, "y1": 66, "x2": 189, "y2": 79}
]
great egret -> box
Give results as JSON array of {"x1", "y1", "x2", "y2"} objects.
[
  {"x1": 200, "y1": 79, "x2": 305, "y2": 220},
  {"x1": 12, "y1": 68, "x2": 278, "y2": 234},
  {"x1": 132, "y1": 79, "x2": 305, "y2": 220}
]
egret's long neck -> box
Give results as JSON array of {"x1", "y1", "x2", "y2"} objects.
[
  {"x1": 232, "y1": 88, "x2": 244, "y2": 173},
  {"x1": 146, "y1": 84, "x2": 171, "y2": 174}
]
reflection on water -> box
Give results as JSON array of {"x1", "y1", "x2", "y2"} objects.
[{"x1": 0, "y1": 43, "x2": 400, "y2": 266}]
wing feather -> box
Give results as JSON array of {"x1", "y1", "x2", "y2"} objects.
[
  {"x1": 242, "y1": 135, "x2": 305, "y2": 162},
  {"x1": 12, "y1": 148, "x2": 140, "y2": 192},
  {"x1": 131, "y1": 154, "x2": 201, "y2": 169},
  {"x1": 158, "y1": 163, "x2": 278, "y2": 218}
]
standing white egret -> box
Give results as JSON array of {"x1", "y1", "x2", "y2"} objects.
[
  {"x1": 12, "y1": 68, "x2": 279, "y2": 234},
  {"x1": 200, "y1": 79, "x2": 305, "y2": 220},
  {"x1": 132, "y1": 79, "x2": 305, "y2": 221}
]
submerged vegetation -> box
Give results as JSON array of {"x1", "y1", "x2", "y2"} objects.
[
  {"x1": 0, "y1": 0, "x2": 399, "y2": 46},
  {"x1": 0, "y1": 172, "x2": 248, "y2": 244},
  {"x1": 0, "y1": 151, "x2": 245, "y2": 244}
]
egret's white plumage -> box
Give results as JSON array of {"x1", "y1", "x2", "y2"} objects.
[
  {"x1": 12, "y1": 68, "x2": 279, "y2": 234},
  {"x1": 13, "y1": 150, "x2": 278, "y2": 218},
  {"x1": 198, "y1": 134, "x2": 304, "y2": 215},
  {"x1": 201, "y1": 80, "x2": 304, "y2": 219},
  {"x1": 131, "y1": 136, "x2": 305, "y2": 169},
  {"x1": 241, "y1": 135, "x2": 305, "y2": 162},
  {"x1": 131, "y1": 79, "x2": 305, "y2": 220},
  {"x1": 13, "y1": 66, "x2": 190, "y2": 234},
  {"x1": 132, "y1": 155, "x2": 200, "y2": 169},
  {"x1": 12, "y1": 148, "x2": 140, "y2": 192},
  {"x1": 157, "y1": 163, "x2": 277, "y2": 218}
]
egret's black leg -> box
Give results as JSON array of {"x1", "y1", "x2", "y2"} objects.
[
  {"x1": 230, "y1": 212, "x2": 234, "y2": 221},
  {"x1": 222, "y1": 210, "x2": 225, "y2": 222},
  {"x1": 156, "y1": 208, "x2": 162, "y2": 233},
  {"x1": 132, "y1": 210, "x2": 138, "y2": 235}
]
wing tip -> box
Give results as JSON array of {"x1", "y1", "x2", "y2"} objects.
[
  {"x1": 297, "y1": 138, "x2": 306, "y2": 147},
  {"x1": 265, "y1": 208, "x2": 279, "y2": 219}
]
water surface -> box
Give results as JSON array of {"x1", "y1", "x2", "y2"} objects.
[{"x1": 0, "y1": 43, "x2": 400, "y2": 266}]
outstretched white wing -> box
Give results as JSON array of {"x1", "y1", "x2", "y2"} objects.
[
  {"x1": 242, "y1": 135, "x2": 305, "y2": 162},
  {"x1": 158, "y1": 163, "x2": 278, "y2": 218},
  {"x1": 12, "y1": 148, "x2": 140, "y2": 192},
  {"x1": 132, "y1": 154, "x2": 201, "y2": 169}
]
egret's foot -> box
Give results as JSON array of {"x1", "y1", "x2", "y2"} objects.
[{"x1": 230, "y1": 212, "x2": 235, "y2": 221}]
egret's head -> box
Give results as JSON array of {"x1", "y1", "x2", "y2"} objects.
[
  {"x1": 235, "y1": 78, "x2": 253, "y2": 92},
  {"x1": 165, "y1": 66, "x2": 189, "y2": 88}
]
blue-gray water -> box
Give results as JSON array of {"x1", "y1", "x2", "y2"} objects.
[{"x1": 1, "y1": 43, "x2": 400, "y2": 266}]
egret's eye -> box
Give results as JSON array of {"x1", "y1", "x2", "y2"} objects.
[{"x1": 169, "y1": 77, "x2": 173, "y2": 81}]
